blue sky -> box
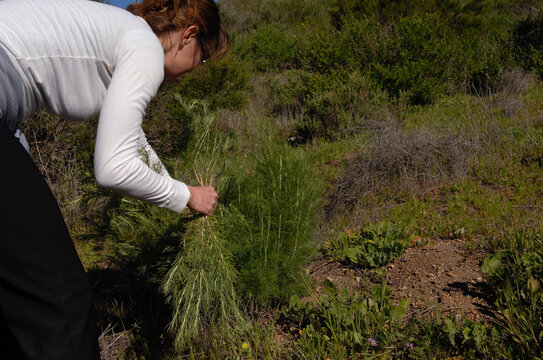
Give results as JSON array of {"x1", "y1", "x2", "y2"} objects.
[{"x1": 107, "y1": 0, "x2": 133, "y2": 9}]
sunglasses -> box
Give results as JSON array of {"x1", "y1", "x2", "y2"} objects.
[{"x1": 198, "y1": 35, "x2": 210, "y2": 64}]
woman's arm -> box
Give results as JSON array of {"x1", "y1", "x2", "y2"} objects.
[{"x1": 94, "y1": 30, "x2": 191, "y2": 212}]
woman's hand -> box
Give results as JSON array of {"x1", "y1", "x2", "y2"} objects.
[{"x1": 186, "y1": 185, "x2": 218, "y2": 216}]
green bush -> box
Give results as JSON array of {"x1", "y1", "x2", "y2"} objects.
[
  {"x1": 170, "y1": 56, "x2": 250, "y2": 111},
  {"x1": 220, "y1": 0, "x2": 330, "y2": 33},
  {"x1": 513, "y1": 11, "x2": 543, "y2": 79},
  {"x1": 294, "y1": 14, "x2": 506, "y2": 105},
  {"x1": 224, "y1": 142, "x2": 324, "y2": 303},
  {"x1": 270, "y1": 70, "x2": 387, "y2": 140},
  {"x1": 372, "y1": 15, "x2": 456, "y2": 104},
  {"x1": 234, "y1": 25, "x2": 297, "y2": 71}
]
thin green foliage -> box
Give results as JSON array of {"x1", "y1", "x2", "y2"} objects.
[
  {"x1": 161, "y1": 99, "x2": 243, "y2": 350},
  {"x1": 483, "y1": 229, "x2": 543, "y2": 358},
  {"x1": 162, "y1": 209, "x2": 243, "y2": 350},
  {"x1": 225, "y1": 141, "x2": 324, "y2": 303}
]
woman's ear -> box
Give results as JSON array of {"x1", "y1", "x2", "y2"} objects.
[{"x1": 181, "y1": 25, "x2": 199, "y2": 47}]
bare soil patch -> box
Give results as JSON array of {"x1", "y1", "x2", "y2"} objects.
[
  {"x1": 385, "y1": 238, "x2": 496, "y2": 323},
  {"x1": 307, "y1": 238, "x2": 497, "y2": 323}
]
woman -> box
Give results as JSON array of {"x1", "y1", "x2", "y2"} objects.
[{"x1": 0, "y1": 0, "x2": 230, "y2": 357}]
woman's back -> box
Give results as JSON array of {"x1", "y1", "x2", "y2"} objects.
[{"x1": 0, "y1": 0, "x2": 163, "y2": 122}]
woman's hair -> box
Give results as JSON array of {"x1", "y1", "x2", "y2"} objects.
[{"x1": 127, "y1": 0, "x2": 230, "y2": 61}]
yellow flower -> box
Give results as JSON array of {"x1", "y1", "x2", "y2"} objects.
[{"x1": 241, "y1": 342, "x2": 250, "y2": 350}]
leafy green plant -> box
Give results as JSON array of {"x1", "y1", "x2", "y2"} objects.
[
  {"x1": 325, "y1": 222, "x2": 410, "y2": 268},
  {"x1": 442, "y1": 316, "x2": 501, "y2": 357}
]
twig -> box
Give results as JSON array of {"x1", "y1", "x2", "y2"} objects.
[{"x1": 309, "y1": 259, "x2": 336, "y2": 274}]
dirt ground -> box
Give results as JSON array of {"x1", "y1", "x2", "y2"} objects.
[{"x1": 307, "y1": 238, "x2": 497, "y2": 324}]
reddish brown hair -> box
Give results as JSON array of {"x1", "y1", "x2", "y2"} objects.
[{"x1": 127, "y1": 0, "x2": 230, "y2": 60}]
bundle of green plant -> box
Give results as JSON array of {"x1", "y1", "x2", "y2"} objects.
[
  {"x1": 327, "y1": 123, "x2": 473, "y2": 216},
  {"x1": 162, "y1": 206, "x2": 243, "y2": 351},
  {"x1": 324, "y1": 222, "x2": 411, "y2": 268},
  {"x1": 283, "y1": 281, "x2": 410, "y2": 359},
  {"x1": 156, "y1": 99, "x2": 244, "y2": 350}
]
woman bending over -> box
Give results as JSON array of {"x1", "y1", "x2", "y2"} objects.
[{"x1": 0, "y1": 0, "x2": 229, "y2": 358}]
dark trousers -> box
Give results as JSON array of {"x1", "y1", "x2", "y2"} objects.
[{"x1": 0, "y1": 123, "x2": 100, "y2": 359}]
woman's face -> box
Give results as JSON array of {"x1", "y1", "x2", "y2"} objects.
[{"x1": 161, "y1": 26, "x2": 204, "y2": 83}]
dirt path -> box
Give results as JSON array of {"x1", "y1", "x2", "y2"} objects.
[{"x1": 307, "y1": 238, "x2": 497, "y2": 323}]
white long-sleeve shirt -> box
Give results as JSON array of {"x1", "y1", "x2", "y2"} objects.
[{"x1": 0, "y1": 0, "x2": 191, "y2": 212}]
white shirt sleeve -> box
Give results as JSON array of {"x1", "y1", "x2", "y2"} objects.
[{"x1": 93, "y1": 30, "x2": 190, "y2": 212}]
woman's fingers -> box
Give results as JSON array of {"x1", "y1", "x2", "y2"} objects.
[{"x1": 186, "y1": 185, "x2": 219, "y2": 216}]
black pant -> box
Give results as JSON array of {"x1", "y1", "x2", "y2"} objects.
[{"x1": 0, "y1": 123, "x2": 100, "y2": 359}]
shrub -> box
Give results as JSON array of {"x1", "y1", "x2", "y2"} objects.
[
  {"x1": 327, "y1": 123, "x2": 472, "y2": 215},
  {"x1": 224, "y1": 142, "x2": 324, "y2": 303},
  {"x1": 162, "y1": 213, "x2": 243, "y2": 350},
  {"x1": 513, "y1": 11, "x2": 543, "y2": 79},
  {"x1": 171, "y1": 56, "x2": 250, "y2": 111},
  {"x1": 270, "y1": 70, "x2": 387, "y2": 140},
  {"x1": 220, "y1": 0, "x2": 330, "y2": 33},
  {"x1": 371, "y1": 15, "x2": 457, "y2": 104},
  {"x1": 234, "y1": 25, "x2": 297, "y2": 71}
]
